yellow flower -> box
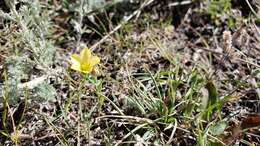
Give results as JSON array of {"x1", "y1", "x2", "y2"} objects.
[{"x1": 70, "y1": 48, "x2": 100, "y2": 73}]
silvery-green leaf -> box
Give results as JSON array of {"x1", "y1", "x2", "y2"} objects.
[{"x1": 209, "y1": 121, "x2": 227, "y2": 136}]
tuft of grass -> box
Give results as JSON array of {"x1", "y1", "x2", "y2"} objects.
[{"x1": 121, "y1": 64, "x2": 230, "y2": 145}]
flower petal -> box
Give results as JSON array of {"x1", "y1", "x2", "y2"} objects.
[
  {"x1": 70, "y1": 54, "x2": 81, "y2": 72},
  {"x1": 90, "y1": 56, "x2": 100, "y2": 66},
  {"x1": 70, "y1": 54, "x2": 81, "y2": 64},
  {"x1": 71, "y1": 64, "x2": 82, "y2": 72},
  {"x1": 80, "y1": 48, "x2": 91, "y2": 63}
]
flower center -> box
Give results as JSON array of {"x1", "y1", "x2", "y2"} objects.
[{"x1": 80, "y1": 63, "x2": 91, "y2": 71}]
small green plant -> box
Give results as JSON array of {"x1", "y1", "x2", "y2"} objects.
[
  {"x1": 206, "y1": 0, "x2": 235, "y2": 27},
  {"x1": 207, "y1": 0, "x2": 231, "y2": 19}
]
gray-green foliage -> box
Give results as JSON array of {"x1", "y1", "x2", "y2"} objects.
[
  {"x1": 33, "y1": 82, "x2": 57, "y2": 102},
  {"x1": 2, "y1": 56, "x2": 33, "y2": 103},
  {"x1": 63, "y1": 0, "x2": 124, "y2": 14},
  {"x1": 15, "y1": 0, "x2": 55, "y2": 66},
  {"x1": 209, "y1": 121, "x2": 227, "y2": 136},
  {"x1": 0, "y1": 0, "x2": 56, "y2": 103},
  {"x1": 67, "y1": 0, "x2": 125, "y2": 45},
  {"x1": 1, "y1": 0, "x2": 55, "y2": 66}
]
